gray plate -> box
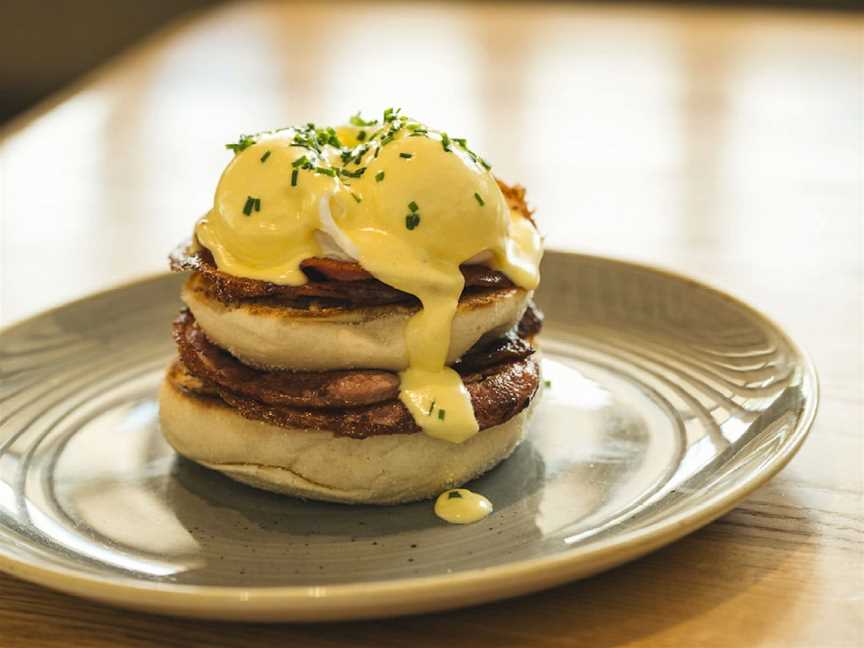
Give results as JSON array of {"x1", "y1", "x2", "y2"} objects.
[{"x1": 0, "y1": 252, "x2": 817, "y2": 621}]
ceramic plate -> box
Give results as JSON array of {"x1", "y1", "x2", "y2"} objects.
[{"x1": 0, "y1": 252, "x2": 817, "y2": 621}]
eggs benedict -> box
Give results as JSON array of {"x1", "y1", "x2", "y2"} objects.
[{"x1": 159, "y1": 110, "x2": 544, "y2": 504}]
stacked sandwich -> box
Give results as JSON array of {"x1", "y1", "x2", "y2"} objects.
[{"x1": 159, "y1": 111, "x2": 544, "y2": 504}]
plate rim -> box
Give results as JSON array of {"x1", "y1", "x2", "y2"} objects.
[{"x1": 0, "y1": 250, "x2": 820, "y2": 621}]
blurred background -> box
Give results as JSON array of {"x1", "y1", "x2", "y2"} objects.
[
  {"x1": 1, "y1": 0, "x2": 860, "y2": 125},
  {"x1": 0, "y1": 0, "x2": 859, "y2": 329},
  {"x1": 3, "y1": 1, "x2": 214, "y2": 122}
]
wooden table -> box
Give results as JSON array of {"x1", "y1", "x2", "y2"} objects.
[{"x1": 0, "y1": 2, "x2": 861, "y2": 645}]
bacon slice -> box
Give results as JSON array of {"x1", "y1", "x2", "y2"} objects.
[
  {"x1": 299, "y1": 257, "x2": 370, "y2": 282},
  {"x1": 170, "y1": 245, "x2": 516, "y2": 306},
  {"x1": 497, "y1": 180, "x2": 536, "y2": 226}
]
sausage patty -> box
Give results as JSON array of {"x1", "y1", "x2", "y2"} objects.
[
  {"x1": 168, "y1": 303, "x2": 542, "y2": 438},
  {"x1": 168, "y1": 353, "x2": 540, "y2": 439},
  {"x1": 172, "y1": 305, "x2": 541, "y2": 409}
]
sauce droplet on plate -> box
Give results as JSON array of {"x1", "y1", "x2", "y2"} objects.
[{"x1": 434, "y1": 488, "x2": 493, "y2": 524}]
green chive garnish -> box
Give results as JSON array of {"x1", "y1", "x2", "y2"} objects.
[
  {"x1": 291, "y1": 169, "x2": 298, "y2": 187},
  {"x1": 226, "y1": 134, "x2": 255, "y2": 154},
  {"x1": 350, "y1": 112, "x2": 378, "y2": 127},
  {"x1": 408, "y1": 201, "x2": 418, "y2": 212},
  {"x1": 357, "y1": 130, "x2": 367, "y2": 142},
  {"x1": 315, "y1": 166, "x2": 336, "y2": 176},
  {"x1": 292, "y1": 155, "x2": 308, "y2": 168},
  {"x1": 375, "y1": 170, "x2": 385, "y2": 182},
  {"x1": 544, "y1": 379, "x2": 552, "y2": 388},
  {"x1": 441, "y1": 132, "x2": 451, "y2": 152},
  {"x1": 242, "y1": 196, "x2": 256, "y2": 216},
  {"x1": 438, "y1": 409, "x2": 446, "y2": 420},
  {"x1": 260, "y1": 150, "x2": 271, "y2": 163},
  {"x1": 351, "y1": 192, "x2": 362, "y2": 203},
  {"x1": 341, "y1": 167, "x2": 367, "y2": 178},
  {"x1": 474, "y1": 193, "x2": 484, "y2": 206},
  {"x1": 405, "y1": 213, "x2": 421, "y2": 230},
  {"x1": 399, "y1": 152, "x2": 413, "y2": 159},
  {"x1": 447, "y1": 490, "x2": 462, "y2": 499}
]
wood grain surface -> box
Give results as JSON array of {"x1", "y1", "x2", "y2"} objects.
[{"x1": 0, "y1": 2, "x2": 861, "y2": 646}]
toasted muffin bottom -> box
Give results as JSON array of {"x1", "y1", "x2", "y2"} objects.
[{"x1": 159, "y1": 376, "x2": 540, "y2": 504}]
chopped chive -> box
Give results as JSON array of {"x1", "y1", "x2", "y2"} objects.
[
  {"x1": 544, "y1": 379, "x2": 552, "y2": 388},
  {"x1": 375, "y1": 170, "x2": 385, "y2": 182},
  {"x1": 351, "y1": 192, "x2": 362, "y2": 203},
  {"x1": 242, "y1": 196, "x2": 256, "y2": 216},
  {"x1": 441, "y1": 132, "x2": 451, "y2": 152},
  {"x1": 438, "y1": 409, "x2": 446, "y2": 420},
  {"x1": 350, "y1": 112, "x2": 378, "y2": 127},
  {"x1": 447, "y1": 490, "x2": 462, "y2": 499},
  {"x1": 226, "y1": 134, "x2": 255, "y2": 154},
  {"x1": 399, "y1": 152, "x2": 413, "y2": 159},
  {"x1": 474, "y1": 193, "x2": 485, "y2": 206},
  {"x1": 320, "y1": 126, "x2": 342, "y2": 148},
  {"x1": 381, "y1": 126, "x2": 401, "y2": 145},
  {"x1": 291, "y1": 169, "x2": 298, "y2": 186},
  {"x1": 405, "y1": 213, "x2": 421, "y2": 230},
  {"x1": 479, "y1": 158, "x2": 492, "y2": 170},
  {"x1": 254, "y1": 198, "x2": 261, "y2": 212},
  {"x1": 341, "y1": 167, "x2": 367, "y2": 178},
  {"x1": 428, "y1": 400, "x2": 436, "y2": 416},
  {"x1": 314, "y1": 166, "x2": 336, "y2": 176},
  {"x1": 292, "y1": 155, "x2": 309, "y2": 168},
  {"x1": 357, "y1": 130, "x2": 367, "y2": 142},
  {"x1": 259, "y1": 150, "x2": 271, "y2": 163},
  {"x1": 408, "y1": 201, "x2": 418, "y2": 212}
]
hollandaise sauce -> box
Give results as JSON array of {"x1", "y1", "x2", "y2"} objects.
[
  {"x1": 194, "y1": 111, "x2": 542, "y2": 443},
  {"x1": 434, "y1": 489, "x2": 493, "y2": 524}
]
